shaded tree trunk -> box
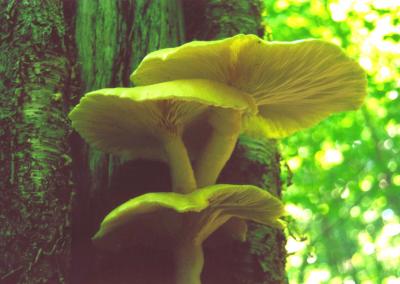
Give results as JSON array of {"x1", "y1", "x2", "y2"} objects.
[
  {"x1": 0, "y1": 0, "x2": 286, "y2": 283},
  {"x1": 0, "y1": 1, "x2": 75, "y2": 283}
]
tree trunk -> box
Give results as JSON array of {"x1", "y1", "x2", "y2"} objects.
[
  {"x1": 0, "y1": 0, "x2": 286, "y2": 283},
  {"x1": 0, "y1": 1, "x2": 75, "y2": 283}
]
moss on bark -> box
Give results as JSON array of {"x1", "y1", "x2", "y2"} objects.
[{"x1": 0, "y1": 1, "x2": 75, "y2": 283}]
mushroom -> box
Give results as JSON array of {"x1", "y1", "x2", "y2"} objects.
[
  {"x1": 92, "y1": 184, "x2": 284, "y2": 284},
  {"x1": 130, "y1": 34, "x2": 367, "y2": 188},
  {"x1": 69, "y1": 79, "x2": 255, "y2": 193}
]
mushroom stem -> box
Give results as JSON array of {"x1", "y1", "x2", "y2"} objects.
[
  {"x1": 174, "y1": 240, "x2": 204, "y2": 284},
  {"x1": 163, "y1": 135, "x2": 197, "y2": 193},
  {"x1": 195, "y1": 109, "x2": 242, "y2": 187}
]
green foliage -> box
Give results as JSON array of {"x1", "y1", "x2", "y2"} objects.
[{"x1": 263, "y1": 0, "x2": 400, "y2": 283}]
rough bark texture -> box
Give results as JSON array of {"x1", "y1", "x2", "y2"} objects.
[
  {"x1": 184, "y1": 0, "x2": 265, "y2": 40},
  {"x1": 0, "y1": 1, "x2": 75, "y2": 283},
  {"x1": 1, "y1": 0, "x2": 286, "y2": 283}
]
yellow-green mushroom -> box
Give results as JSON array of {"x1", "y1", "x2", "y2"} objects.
[
  {"x1": 92, "y1": 184, "x2": 284, "y2": 284},
  {"x1": 131, "y1": 34, "x2": 367, "y2": 188},
  {"x1": 69, "y1": 79, "x2": 254, "y2": 193}
]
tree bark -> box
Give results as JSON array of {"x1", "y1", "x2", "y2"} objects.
[
  {"x1": 0, "y1": 1, "x2": 75, "y2": 283},
  {"x1": 1, "y1": 0, "x2": 286, "y2": 283}
]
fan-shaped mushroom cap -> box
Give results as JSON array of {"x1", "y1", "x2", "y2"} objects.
[
  {"x1": 131, "y1": 34, "x2": 367, "y2": 138},
  {"x1": 92, "y1": 184, "x2": 284, "y2": 252},
  {"x1": 69, "y1": 79, "x2": 255, "y2": 161}
]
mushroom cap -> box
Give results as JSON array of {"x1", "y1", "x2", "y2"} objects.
[
  {"x1": 69, "y1": 79, "x2": 255, "y2": 161},
  {"x1": 92, "y1": 184, "x2": 284, "y2": 252},
  {"x1": 131, "y1": 34, "x2": 367, "y2": 138}
]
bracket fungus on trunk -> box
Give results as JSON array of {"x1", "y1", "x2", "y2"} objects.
[
  {"x1": 131, "y1": 34, "x2": 367, "y2": 187},
  {"x1": 92, "y1": 184, "x2": 284, "y2": 284},
  {"x1": 69, "y1": 79, "x2": 254, "y2": 193}
]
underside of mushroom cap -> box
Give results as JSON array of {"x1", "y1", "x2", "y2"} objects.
[
  {"x1": 69, "y1": 79, "x2": 255, "y2": 161},
  {"x1": 92, "y1": 191, "x2": 207, "y2": 251},
  {"x1": 131, "y1": 34, "x2": 367, "y2": 138},
  {"x1": 92, "y1": 184, "x2": 284, "y2": 252},
  {"x1": 237, "y1": 38, "x2": 367, "y2": 138}
]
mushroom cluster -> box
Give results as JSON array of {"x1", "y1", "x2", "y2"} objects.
[{"x1": 69, "y1": 34, "x2": 366, "y2": 284}]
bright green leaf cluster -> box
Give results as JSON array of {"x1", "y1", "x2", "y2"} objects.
[{"x1": 264, "y1": 0, "x2": 400, "y2": 282}]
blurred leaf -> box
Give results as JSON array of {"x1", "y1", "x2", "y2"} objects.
[{"x1": 264, "y1": 0, "x2": 400, "y2": 282}]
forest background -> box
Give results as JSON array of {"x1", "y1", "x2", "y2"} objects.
[{"x1": 265, "y1": 0, "x2": 400, "y2": 283}]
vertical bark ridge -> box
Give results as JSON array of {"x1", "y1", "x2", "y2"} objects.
[{"x1": 0, "y1": 1, "x2": 75, "y2": 283}]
